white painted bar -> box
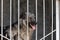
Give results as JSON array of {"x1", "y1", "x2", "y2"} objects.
[
  {"x1": 18, "y1": 0, "x2": 20, "y2": 40},
  {"x1": 10, "y1": 0, "x2": 12, "y2": 40},
  {"x1": 52, "y1": 0, "x2": 53, "y2": 40},
  {"x1": 27, "y1": 0, "x2": 29, "y2": 40},
  {"x1": 56, "y1": 0, "x2": 59, "y2": 40},
  {"x1": 43, "y1": 0, "x2": 45, "y2": 40},
  {"x1": 36, "y1": 0, "x2": 38, "y2": 40},
  {"x1": 1, "y1": 0, "x2": 3, "y2": 40}
]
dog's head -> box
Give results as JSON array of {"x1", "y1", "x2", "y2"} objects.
[{"x1": 20, "y1": 12, "x2": 36, "y2": 30}]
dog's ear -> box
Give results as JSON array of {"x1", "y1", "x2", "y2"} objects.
[{"x1": 20, "y1": 13, "x2": 26, "y2": 19}]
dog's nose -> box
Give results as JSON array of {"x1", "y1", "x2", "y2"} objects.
[{"x1": 30, "y1": 21, "x2": 37, "y2": 25}]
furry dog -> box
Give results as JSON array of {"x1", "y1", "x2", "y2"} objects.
[{"x1": 4, "y1": 12, "x2": 36, "y2": 40}]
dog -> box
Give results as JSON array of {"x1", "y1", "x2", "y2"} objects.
[{"x1": 4, "y1": 12, "x2": 36, "y2": 40}]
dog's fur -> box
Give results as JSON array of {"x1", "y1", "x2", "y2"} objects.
[{"x1": 4, "y1": 12, "x2": 36, "y2": 40}]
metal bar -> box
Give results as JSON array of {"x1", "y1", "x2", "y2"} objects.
[
  {"x1": 18, "y1": 0, "x2": 20, "y2": 40},
  {"x1": 1, "y1": 0, "x2": 3, "y2": 40},
  {"x1": 10, "y1": 0, "x2": 12, "y2": 40},
  {"x1": 27, "y1": 0, "x2": 29, "y2": 40},
  {"x1": 56, "y1": 0, "x2": 59, "y2": 40},
  {"x1": 52, "y1": 0, "x2": 53, "y2": 40},
  {"x1": 43, "y1": 0, "x2": 45, "y2": 40},
  {"x1": 36, "y1": 0, "x2": 38, "y2": 40},
  {"x1": 40, "y1": 29, "x2": 56, "y2": 40},
  {"x1": 0, "y1": 34, "x2": 10, "y2": 40}
]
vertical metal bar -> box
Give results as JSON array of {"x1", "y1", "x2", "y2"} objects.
[
  {"x1": 1, "y1": 0, "x2": 3, "y2": 40},
  {"x1": 18, "y1": 0, "x2": 20, "y2": 40},
  {"x1": 43, "y1": 0, "x2": 45, "y2": 40},
  {"x1": 10, "y1": 0, "x2": 12, "y2": 40},
  {"x1": 52, "y1": 0, "x2": 53, "y2": 40},
  {"x1": 36, "y1": 0, "x2": 37, "y2": 40},
  {"x1": 27, "y1": 0, "x2": 29, "y2": 40},
  {"x1": 56, "y1": 0, "x2": 59, "y2": 40}
]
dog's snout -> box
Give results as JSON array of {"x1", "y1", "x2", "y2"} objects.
[{"x1": 29, "y1": 21, "x2": 37, "y2": 25}]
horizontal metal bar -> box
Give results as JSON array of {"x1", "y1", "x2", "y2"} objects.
[
  {"x1": 40, "y1": 29, "x2": 56, "y2": 40},
  {"x1": 0, "y1": 34, "x2": 10, "y2": 40}
]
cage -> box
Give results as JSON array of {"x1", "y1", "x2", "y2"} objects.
[{"x1": 0, "y1": 0, "x2": 56, "y2": 40}]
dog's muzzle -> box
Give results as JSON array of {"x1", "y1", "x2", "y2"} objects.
[{"x1": 29, "y1": 21, "x2": 37, "y2": 30}]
